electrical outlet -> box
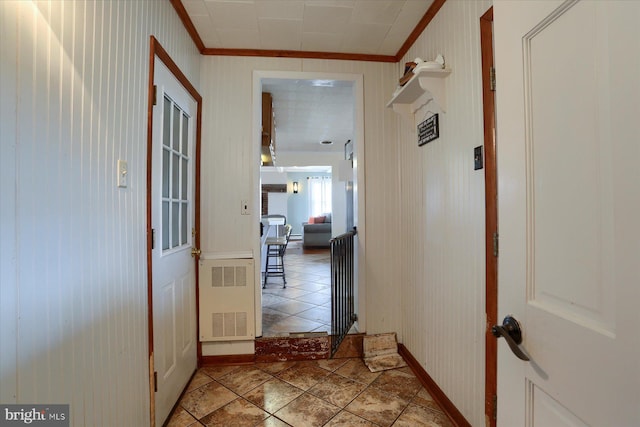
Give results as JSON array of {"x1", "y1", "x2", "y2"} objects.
[{"x1": 241, "y1": 200, "x2": 250, "y2": 215}]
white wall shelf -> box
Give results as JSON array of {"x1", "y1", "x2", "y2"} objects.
[{"x1": 386, "y1": 68, "x2": 452, "y2": 125}]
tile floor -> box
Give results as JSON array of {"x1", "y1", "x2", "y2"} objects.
[
  {"x1": 167, "y1": 358, "x2": 453, "y2": 427},
  {"x1": 261, "y1": 241, "x2": 333, "y2": 337}
]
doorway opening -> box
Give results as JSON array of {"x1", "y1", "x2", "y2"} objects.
[
  {"x1": 253, "y1": 71, "x2": 366, "y2": 341},
  {"x1": 260, "y1": 166, "x2": 333, "y2": 337}
]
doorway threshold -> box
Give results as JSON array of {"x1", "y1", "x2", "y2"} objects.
[{"x1": 255, "y1": 333, "x2": 364, "y2": 362}]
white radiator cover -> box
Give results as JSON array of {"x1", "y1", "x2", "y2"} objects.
[{"x1": 199, "y1": 258, "x2": 255, "y2": 341}]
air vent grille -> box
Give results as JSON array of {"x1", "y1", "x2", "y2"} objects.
[
  {"x1": 212, "y1": 266, "x2": 247, "y2": 287},
  {"x1": 211, "y1": 312, "x2": 248, "y2": 338},
  {"x1": 199, "y1": 258, "x2": 255, "y2": 341}
]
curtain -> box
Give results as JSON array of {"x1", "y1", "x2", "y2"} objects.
[{"x1": 307, "y1": 176, "x2": 332, "y2": 216}]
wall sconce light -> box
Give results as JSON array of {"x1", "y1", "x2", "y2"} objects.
[{"x1": 293, "y1": 181, "x2": 299, "y2": 194}]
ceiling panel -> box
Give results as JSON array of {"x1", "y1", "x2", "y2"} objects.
[
  {"x1": 175, "y1": 0, "x2": 439, "y2": 158},
  {"x1": 258, "y1": 18, "x2": 303, "y2": 50},
  {"x1": 351, "y1": 0, "x2": 404, "y2": 25},
  {"x1": 263, "y1": 79, "x2": 354, "y2": 154},
  {"x1": 182, "y1": 0, "x2": 435, "y2": 55},
  {"x1": 255, "y1": 0, "x2": 305, "y2": 20}
]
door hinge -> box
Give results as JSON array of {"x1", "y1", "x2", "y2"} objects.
[
  {"x1": 493, "y1": 394, "x2": 497, "y2": 420},
  {"x1": 151, "y1": 228, "x2": 155, "y2": 250},
  {"x1": 154, "y1": 371, "x2": 158, "y2": 392},
  {"x1": 492, "y1": 232, "x2": 499, "y2": 257},
  {"x1": 153, "y1": 85, "x2": 158, "y2": 106},
  {"x1": 490, "y1": 67, "x2": 496, "y2": 91}
]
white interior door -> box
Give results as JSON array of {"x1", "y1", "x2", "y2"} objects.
[
  {"x1": 494, "y1": 1, "x2": 640, "y2": 425},
  {"x1": 152, "y1": 58, "x2": 197, "y2": 425}
]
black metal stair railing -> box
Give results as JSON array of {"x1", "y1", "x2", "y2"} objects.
[{"x1": 330, "y1": 227, "x2": 357, "y2": 358}]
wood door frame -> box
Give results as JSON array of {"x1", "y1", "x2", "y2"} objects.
[
  {"x1": 480, "y1": 7, "x2": 497, "y2": 427},
  {"x1": 146, "y1": 36, "x2": 203, "y2": 427}
]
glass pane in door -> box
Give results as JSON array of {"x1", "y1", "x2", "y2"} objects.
[{"x1": 160, "y1": 94, "x2": 192, "y2": 252}]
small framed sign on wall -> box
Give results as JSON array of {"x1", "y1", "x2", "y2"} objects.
[{"x1": 417, "y1": 113, "x2": 439, "y2": 146}]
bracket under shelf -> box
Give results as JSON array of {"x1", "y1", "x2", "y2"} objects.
[{"x1": 386, "y1": 68, "x2": 451, "y2": 126}]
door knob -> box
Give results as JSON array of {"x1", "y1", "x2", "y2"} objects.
[
  {"x1": 492, "y1": 315, "x2": 530, "y2": 361},
  {"x1": 191, "y1": 247, "x2": 201, "y2": 258}
]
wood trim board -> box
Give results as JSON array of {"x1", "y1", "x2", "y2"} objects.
[
  {"x1": 398, "y1": 344, "x2": 471, "y2": 427},
  {"x1": 479, "y1": 7, "x2": 497, "y2": 427},
  {"x1": 171, "y1": 0, "x2": 448, "y2": 63}
]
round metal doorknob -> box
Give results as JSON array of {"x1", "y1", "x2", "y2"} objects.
[{"x1": 492, "y1": 315, "x2": 530, "y2": 361}]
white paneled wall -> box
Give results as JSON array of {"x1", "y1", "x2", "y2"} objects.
[
  {"x1": 199, "y1": 56, "x2": 400, "y2": 344},
  {"x1": 396, "y1": 1, "x2": 492, "y2": 426},
  {"x1": 0, "y1": 1, "x2": 199, "y2": 425}
]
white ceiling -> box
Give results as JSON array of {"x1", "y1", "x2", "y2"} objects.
[
  {"x1": 263, "y1": 78, "x2": 354, "y2": 154},
  {"x1": 179, "y1": 0, "x2": 436, "y2": 160},
  {"x1": 181, "y1": 0, "x2": 434, "y2": 56}
]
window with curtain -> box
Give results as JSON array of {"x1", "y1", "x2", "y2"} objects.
[{"x1": 307, "y1": 176, "x2": 332, "y2": 216}]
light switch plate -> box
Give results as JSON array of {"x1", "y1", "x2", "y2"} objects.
[
  {"x1": 241, "y1": 199, "x2": 249, "y2": 215},
  {"x1": 117, "y1": 159, "x2": 128, "y2": 188}
]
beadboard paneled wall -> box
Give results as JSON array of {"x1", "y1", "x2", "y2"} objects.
[
  {"x1": 199, "y1": 56, "x2": 401, "y2": 338},
  {"x1": 396, "y1": 1, "x2": 492, "y2": 425},
  {"x1": 0, "y1": 1, "x2": 200, "y2": 425}
]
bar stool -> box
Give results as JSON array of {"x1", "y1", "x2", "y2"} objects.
[{"x1": 263, "y1": 224, "x2": 292, "y2": 289}]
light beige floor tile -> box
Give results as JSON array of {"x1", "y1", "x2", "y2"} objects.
[
  {"x1": 268, "y1": 316, "x2": 325, "y2": 334},
  {"x1": 345, "y1": 387, "x2": 409, "y2": 427},
  {"x1": 307, "y1": 373, "x2": 367, "y2": 408},
  {"x1": 268, "y1": 300, "x2": 317, "y2": 316},
  {"x1": 262, "y1": 294, "x2": 290, "y2": 307},
  {"x1": 217, "y1": 366, "x2": 274, "y2": 395},
  {"x1": 256, "y1": 416, "x2": 291, "y2": 426},
  {"x1": 276, "y1": 362, "x2": 331, "y2": 390},
  {"x1": 370, "y1": 369, "x2": 422, "y2": 401},
  {"x1": 411, "y1": 388, "x2": 445, "y2": 413},
  {"x1": 324, "y1": 411, "x2": 378, "y2": 426},
  {"x1": 392, "y1": 403, "x2": 453, "y2": 427},
  {"x1": 243, "y1": 378, "x2": 304, "y2": 413},
  {"x1": 294, "y1": 293, "x2": 332, "y2": 306},
  {"x1": 185, "y1": 371, "x2": 215, "y2": 393},
  {"x1": 314, "y1": 358, "x2": 350, "y2": 372},
  {"x1": 274, "y1": 393, "x2": 340, "y2": 427},
  {"x1": 255, "y1": 361, "x2": 297, "y2": 375},
  {"x1": 199, "y1": 398, "x2": 269, "y2": 427},
  {"x1": 334, "y1": 359, "x2": 381, "y2": 385},
  {"x1": 199, "y1": 365, "x2": 241, "y2": 380},
  {"x1": 264, "y1": 288, "x2": 310, "y2": 299},
  {"x1": 291, "y1": 282, "x2": 327, "y2": 292},
  {"x1": 180, "y1": 381, "x2": 238, "y2": 419},
  {"x1": 296, "y1": 306, "x2": 331, "y2": 324},
  {"x1": 165, "y1": 406, "x2": 198, "y2": 427}
]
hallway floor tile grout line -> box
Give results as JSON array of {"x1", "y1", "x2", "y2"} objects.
[
  {"x1": 167, "y1": 357, "x2": 453, "y2": 427},
  {"x1": 261, "y1": 241, "x2": 332, "y2": 338}
]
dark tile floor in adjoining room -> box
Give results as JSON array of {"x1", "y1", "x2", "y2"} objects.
[
  {"x1": 261, "y1": 241, "x2": 332, "y2": 337},
  {"x1": 167, "y1": 358, "x2": 454, "y2": 427}
]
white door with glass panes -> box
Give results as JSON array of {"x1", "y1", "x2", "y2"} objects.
[
  {"x1": 151, "y1": 58, "x2": 197, "y2": 425},
  {"x1": 494, "y1": 1, "x2": 640, "y2": 425}
]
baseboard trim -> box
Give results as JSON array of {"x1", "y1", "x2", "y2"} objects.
[
  {"x1": 200, "y1": 354, "x2": 255, "y2": 366},
  {"x1": 398, "y1": 344, "x2": 471, "y2": 427}
]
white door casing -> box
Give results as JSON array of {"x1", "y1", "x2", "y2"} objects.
[
  {"x1": 494, "y1": 1, "x2": 640, "y2": 426},
  {"x1": 151, "y1": 58, "x2": 198, "y2": 425}
]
